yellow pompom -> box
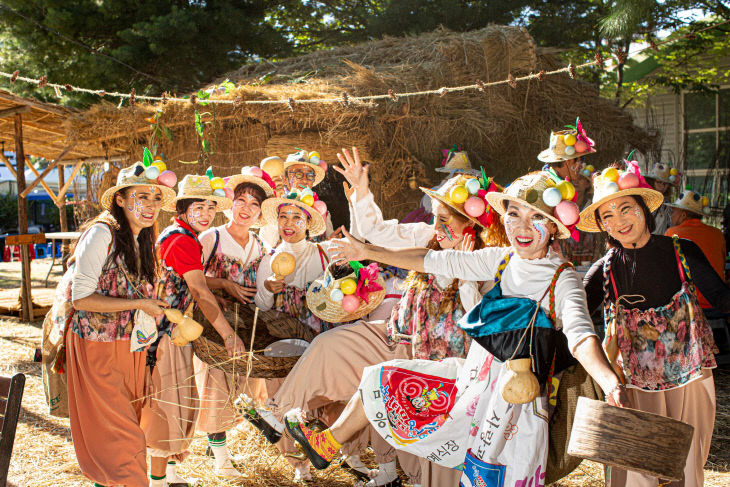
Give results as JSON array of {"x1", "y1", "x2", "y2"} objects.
[
  {"x1": 340, "y1": 278, "x2": 357, "y2": 295},
  {"x1": 210, "y1": 177, "x2": 225, "y2": 190},
  {"x1": 702, "y1": 196, "x2": 709, "y2": 206},
  {"x1": 557, "y1": 180, "x2": 576, "y2": 200},
  {"x1": 308, "y1": 151, "x2": 321, "y2": 162},
  {"x1": 152, "y1": 161, "x2": 167, "y2": 172},
  {"x1": 300, "y1": 194, "x2": 314, "y2": 206},
  {"x1": 449, "y1": 185, "x2": 469, "y2": 204},
  {"x1": 669, "y1": 168, "x2": 678, "y2": 176},
  {"x1": 564, "y1": 134, "x2": 577, "y2": 146},
  {"x1": 602, "y1": 167, "x2": 619, "y2": 183}
]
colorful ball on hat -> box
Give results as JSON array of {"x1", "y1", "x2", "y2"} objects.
[
  {"x1": 464, "y1": 196, "x2": 486, "y2": 217},
  {"x1": 301, "y1": 194, "x2": 314, "y2": 206},
  {"x1": 564, "y1": 145, "x2": 576, "y2": 156},
  {"x1": 249, "y1": 167, "x2": 263, "y2": 177},
  {"x1": 213, "y1": 188, "x2": 226, "y2": 197},
  {"x1": 144, "y1": 166, "x2": 160, "y2": 180},
  {"x1": 449, "y1": 185, "x2": 469, "y2": 204},
  {"x1": 340, "y1": 278, "x2": 357, "y2": 295},
  {"x1": 557, "y1": 180, "x2": 575, "y2": 200},
  {"x1": 564, "y1": 133, "x2": 577, "y2": 146},
  {"x1": 224, "y1": 187, "x2": 234, "y2": 199},
  {"x1": 301, "y1": 187, "x2": 314, "y2": 197},
  {"x1": 555, "y1": 200, "x2": 580, "y2": 226},
  {"x1": 574, "y1": 140, "x2": 588, "y2": 153},
  {"x1": 308, "y1": 151, "x2": 321, "y2": 164},
  {"x1": 669, "y1": 175, "x2": 677, "y2": 183},
  {"x1": 604, "y1": 181, "x2": 619, "y2": 194},
  {"x1": 210, "y1": 177, "x2": 225, "y2": 190},
  {"x1": 158, "y1": 170, "x2": 177, "y2": 188},
  {"x1": 313, "y1": 200, "x2": 328, "y2": 215},
  {"x1": 703, "y1": 207, "x2": 711, "y2": 215},
  {"x1": 330, "y1": 288, "x2": 344, "y2": 303},
  {"x1": 670, "y1": 168, "x2": 678, "y2": 176},
  {"x1": 151, "y1": 160, "x2": 167, "y2": 173},
  {"x1": 618, "y1": 172, "x2": 639, "y2": 190},
  {"x1": 581, "y1": 169, "x2": 591, "y2": 178},
  {"x1": 341, "y1": 294, "x2": 360, "y2": 313},
  {"x1": 602, "y1": 167, "x2": 619, "y2": 183},
  {"x1": 586, "y1": 165, "x2": 595, "y2": 173},
  {"x1": 542, "y1": 187, "x2": 562, "y2": 207},
  {"x1": 702, "y1": 196, "x2": 709, "y2": 206},
  {"x1": 465, "y1": 178, "x2": 481, "y2": 195},
  {"x1": 318, "y1": 161, "x2": 328, "y2": 171}
]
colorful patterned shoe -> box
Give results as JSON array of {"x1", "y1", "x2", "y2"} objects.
[{"x1": 284, "y1": 410, "x2": 341, "y2": 470}]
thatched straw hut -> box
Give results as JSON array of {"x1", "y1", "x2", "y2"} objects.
[{"x1": 66, "y1": 25, "x2": 656, "y2": 226}]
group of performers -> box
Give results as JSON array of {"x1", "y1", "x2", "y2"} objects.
[{"x1": 49, "y1": 118, "x2": 725, "y2": 487}]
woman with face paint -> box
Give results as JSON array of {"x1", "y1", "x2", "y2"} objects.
[
  {"x1": 192, "y1": 170, "x2": 275, "y2": 478},
  {"x1": 580, "y1": 163, "x2": 726, "y2": 487},
  {"x1": 283, "y1": 171, "x2": 626, "y2": 487},
  {"x1": 50, "y1": 161, "x2": 174, "y2": 487},
  {"x1": 140, "y1": 174, "x2": 244, "y2": 487},
  {"x1": 244, "y1": 147, "x2": 508, "y2": 487}
]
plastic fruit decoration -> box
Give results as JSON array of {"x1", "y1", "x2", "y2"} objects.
[
  {"x1": 271, "y1": 252, "x2": 296, "y2": 280},
  {"x1": 500, "y1": 358, "x2": 540, "y2": 404}
]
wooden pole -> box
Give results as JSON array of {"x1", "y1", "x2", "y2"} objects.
[
  {"x1": 23, "y1": 157, "x2": 58, "y2": 201},
  {"x1": 14, "y1": 113, "x2": 33, "y2": 321},
  {"x1": 20, "y1": 144, "x2": 74, "y2": 198},
  {"x1": 57, "y1": 165, "x2": 69, "y2": 272}
]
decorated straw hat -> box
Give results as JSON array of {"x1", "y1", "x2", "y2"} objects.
[
  {"x1": 577, "y1": 160, "x2": 664, "y2": 232},
  {"x1": 225, "y1": 166, "x2": 276, "y2": 198},
  {"x1": 421, "y1": 172, "x2": 502, "y2": 230},
  {"x1": 645, "y1": 162, "x2": 680, "y2": 185},
  {"x1": 486, "y1": 172, "x2": 580, "y2": 239},
  {"x1": 538, "y1": 117, "x2": 597, "y2": 163},
  {"x1": 284, "y1": 149, "x2": 326, "y2": 186},
  {"x1": 307, "y1": 261, "x2": 386, "y2": 323},
  {"x1": 666, "y1": 188, "x2": 711, "y2": 216},
  {"x1": 261, "y1": 188, "x2": 327, "y2": 236},
  {"x1": 165, "y1": 171, "x2": 233, "y2": 212},
  {"x1": 260, "y1": 156, "x2": 285, "y2": 180},
  {"x1": 435, "y1": 145, "x2": 478, "y2": 175},
  {"x1": 100, "y1": 151, "x2": 177, "y2": 210}
]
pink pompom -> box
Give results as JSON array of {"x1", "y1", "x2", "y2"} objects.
[
  {"x1": 318, "y1": 161, "x2": 328, "y2": 171},
  {"x1": 555, "y1": 200, "x2": 579, "y2": 226},
  {"x1": 249, "y1": 167, "x2": 263, "y2": 177},
  {"x1": 574, "y1": 140, "x2": 588, "y2": 153},
  {"x1": 341, "y1": 294, "x2": 360, "y2": 313},
  {"x1": 618, "y1": 172, "x2": 639, "y2": 190},
  {"x1": 464, "y1": 196, "x2": 486, "y2": 217},
  {"x1": 157, "y1": 170, "x2": 177, "y2": 188},
  {"x1": 313, "y1": 200, "x2": 328, "y2": 215},
  {"x1": 224, "y1": 187, "x2": 234, "y2": 200}
]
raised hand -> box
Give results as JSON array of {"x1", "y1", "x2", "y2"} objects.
[
  {"x1": 334, "y1": 147, "x2": 369, "y2": 200},
  {"x1": 330, "y1": 227, "x2": 369, "y2": 262}
]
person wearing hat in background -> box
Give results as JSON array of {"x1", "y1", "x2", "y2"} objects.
[
  {"x1": 258, "y1": 150, "x2": 335, "y2": 247},
  {"x1": 665, "y1": 189, "x2": 727, "y2": 311},
  {"x1": 55, "y1": 159, "x2": 175, "y2": 487},
  {"x1": 141, "y1": 172, "x2": 245, "y2": 486},
  {"x1": 644, "y1": 162, "x2": 679, "y2": 235},
  {"x1": 580, "y1": 162, "x2": 726, "y2": 487},
  {"x1": 254, "y1": 147, "x2": 509, "y2": 487},
  {"x1": 192, "y1": 167, "x2": 276, "y2": 478},
  {"x1": 286, "y1": 170, "x2": 625, "y2": 487}
]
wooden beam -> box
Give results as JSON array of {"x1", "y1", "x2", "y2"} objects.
[
  {"x1": 55, "y1": 158, "x2": 84, "y2": 206},
  {"x1": 0, "y1": 151, "x2": 17, "y2": 179},
  {"x1": 6, "y1": 233, "x2": 46, "y2": 245},
  {"x1": 58, "y1": 164, "x2": 69, "y2": 272},
  {"x1": 23, "y1": 159, "x2": 58, "y2": 201},
  {"x1": 0, "y1": 105, "x2": 31, "y2": 118},
  {"x1": 20, "y1": 144, "x2": 73, "y2": 198},
  {"x1": 0, "y1": 90, "x2": 73, "y2": 117},
  {"x1": 14, "y1": 113, "x2": 32, "y2": 321},
  {"x1": 0, "y1": 116, "x2": 66, "y2": 137}
]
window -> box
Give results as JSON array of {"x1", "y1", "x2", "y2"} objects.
[{"x1": 683, "y1": 87, "x2": 730, "y2": 218}]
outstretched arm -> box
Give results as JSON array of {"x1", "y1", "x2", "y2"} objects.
[{"x1": 330, "y1": 227, "x2": 429, "y2": 272}]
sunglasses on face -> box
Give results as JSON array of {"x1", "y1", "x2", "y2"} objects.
[{"x1": 287, "y1": 169, "x2": 316, "y2": 181}]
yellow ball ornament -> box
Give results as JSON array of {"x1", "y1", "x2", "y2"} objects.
[
  {"x1": 210, "y1": 177, "x2": 225, "y2": 190},
  {"x1": 152, "y1": 161, "x2": 167, "y2": 172},
  {"x1": 449, "y1": 185, "x2": 469, "y2": 204},
  {"x1": 557, "y1": 180, "x2": 576, "y2": 200},
  {"x1": 564, "y1": 134, "x2": 577, "y2": 146},
  {"x1": 340, "y1": 278, "x2": 357, "y2": 295},
  {"x1": 308, "y1": 151, "x2": 321, "y2": 162},
  {"x1": 669, "y1": 168, "x2": 678, "y2": 176},
  {"x1": 602, "y1": 167, "x2": 619, "y2": 183},
  {"x1": 586, "y1": 165, "x2": 595, "y2": 173},
  {"x1": 702, "y1": 196, "x2": 709, "y2": 206},
  {"x1": 300, "y1": 194, "x2": 314, "y2": 206}
]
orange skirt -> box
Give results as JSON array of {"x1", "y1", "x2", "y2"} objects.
[{"x1": 66, "y1": 330, "x2": 148, "y2": 487}]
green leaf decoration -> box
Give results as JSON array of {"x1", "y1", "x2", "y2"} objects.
[
  {"x1": 143, "y1": 147, "x2": 152, "y2": 167},
  {"x1": 480, "y1": 166, "x2": 488, "y2": 190},
  {"x1": 202, "y1": 139, "x2": 211, "y2": 153},
  {"x1": 162, "y1": 125, "x2": 173, "y2": 141},
  {"x1": 195, "y1": 111, "x2": 203, "y2": 137},
  {"x1": 206, "y1": 166, "x2": 214, "y2": 179},
  {"x1": 348, "y1": 261, "x2": 364, "y2": 276},
  {"x1": 626, "y1": 149, "x2": 636, "y2": 162}
]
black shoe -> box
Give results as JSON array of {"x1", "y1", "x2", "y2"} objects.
[
  {"x1": 241, "y1": 407, "x2": 282, "y2": 444},
  {"x1": 285, "y1": 418, "x2": 331, "y2": 470}
]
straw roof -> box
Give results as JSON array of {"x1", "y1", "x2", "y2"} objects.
[{"x1": 66, "y1": 25, "x2": 657, "y2": 222}]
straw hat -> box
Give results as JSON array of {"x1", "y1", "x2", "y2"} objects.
[
  {"x1": 306, "y1": 262, "x2": 386, "y2": 323},
  {"x1": 435, "y1": 148, "x2": 478, "y2": 175},
  {"x1": 486, "y1": 172, "x2": 577, "y2": 239},
  {"x1": 538, "y1": 118, "x2": 597, "y2": 163},
  {"x1": 225, "y1": 166, "x2": 276, "y2": 198},
  {"x1": 645, "y1": 162, "x2": 680, "y2": 185},
  {"x1": 164, "y1": 174, "x2": 233, "y2": 212},
  {"x1": 577, "y1": 164, "x2": 664, "y2": 232},
  {"x1": 100, "y1": 162, "x2": 177, "y2": 211},
  {"x1": 666, "y1": 189, "x2": 710, "y2": 216},
  {"x1": 284, "y1": 150, "x2": 326, "y2": 186},
  {"x1": 420, "y1": 173, "x2": 501, "y2": 229},
  {"x1": 260, "y1": 189, "x2": 327, "y2": 236}
]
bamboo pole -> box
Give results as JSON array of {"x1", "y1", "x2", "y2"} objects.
[{"x1": 14, "y1": 113, "x2": 33, "y2": 321}]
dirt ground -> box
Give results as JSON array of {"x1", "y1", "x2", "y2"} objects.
[{"x1": 1, "y1": 260, "x2": 729, "y2": 486}]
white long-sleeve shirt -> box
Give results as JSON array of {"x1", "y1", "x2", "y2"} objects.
[
  {"x1": 424, "y1": 247, "x2": 597, "y2": 352},
  {"x1": 72, "y1": 224, "x2": 114, "y2": 301},
  {"x1": 349, "y1": 190, "x2": 482, "y2": 311}
]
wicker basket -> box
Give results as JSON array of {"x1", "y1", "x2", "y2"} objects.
[{"x1": 191, "y1": 298, "x2": 316, "y2": 379}]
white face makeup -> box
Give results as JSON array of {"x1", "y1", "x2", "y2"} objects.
[
  {"x1": 431, "y1": 201, "x2": 469, "y2": 250},
  {"x1": 285, "y1": 163, "x2": 316, "y2": 192},
  {"x1": 117, "y1": 186, "x2": 163, "y2": 233},
  {"x1": 231, "y1": 192, "x2": 261, "y2": 228},
  {"x1": 185, "y1": 200, "x2": 218, "y2": 233},
  {"x1": 503, "y1": 201, "x2": 557, "y2": 260},
  {"x1": 277, "y1": 204, "x2": 310, "y2": 243},
  {"x1": 598, "y1": 195, "x2": 650, "y2": 247}
]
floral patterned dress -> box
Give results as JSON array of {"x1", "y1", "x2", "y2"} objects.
[{"x1": 204, "y1": 229, "x2": 266, "y2": 288}]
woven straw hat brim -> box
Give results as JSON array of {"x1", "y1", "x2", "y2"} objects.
[
  {"x1": 100, "y1": 183, "x2": 176, "y2": 211},
  {"x1": 577, "y1": 188, "x2": 664, "y2": 232},
  {"x1": 163, "y1": 194, "x2": 232, "y2": 212},
  {"x1": 644, "y1": 175, "x2": 675, "y2": 185},
  {"x1": 283, "y1": 161, "x2": 326, "y2": 186},
  {"x1": 260, "y1": 197, "x2": 326, "y2": 236},
  {"x1": 664, "y1": 202, "x2": 703, "y2": 215},
  {"x1": 485, "y1": 191, "x2": 572, "y2": 239},
  {"x1": 225, "y1": 174, "x2": 275, "y2": 197},
  {"x1": 306, "y1": 276, "x2": 386, "y2": 323},
  {"x1": 537, "y1": 147, "x2": 597, "y2": 163},
  {"x1": 420, "y1": 186, "x2": 481, "y2": 227}
]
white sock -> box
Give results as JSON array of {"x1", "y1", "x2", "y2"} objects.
[
  {"x1": 209, "y1": 439, "x2": 243, "y2": 477},
  {"x1": 166, "y1": 462, "x2": 197, "y2": 485},
  {"x1": 149, "y1": 475, "x2": 166, "y2": 487},
  {"x1": 294, "y1": 465, "x2": 312, "y2": 481},
  {"x1": 257, "y1": 407, "x2": 285, "y2": 433},
  {"x1": 365, "y1": 461, "x2": 397, "y2": 486},
  {"x1": 344, "y1": 454, "x2": 376, "y2": 477}
]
